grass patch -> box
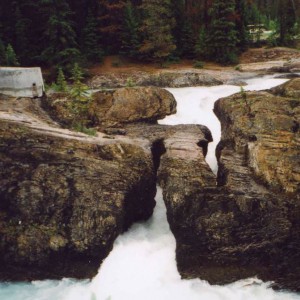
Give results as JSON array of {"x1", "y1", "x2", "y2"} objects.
[{"x1": 73, "y1": 123, "x2": 97, "y2": 136}]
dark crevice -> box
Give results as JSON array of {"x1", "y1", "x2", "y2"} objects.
[
  {"x1": 151, "y1": 139, "x2": 166, "y2": 174},
  {"x1": 197, "y1": 140, "x2": 209, "y2": 157},
  {"x1": 292, "y1": 121, "x2": 299, "y2": 133}
]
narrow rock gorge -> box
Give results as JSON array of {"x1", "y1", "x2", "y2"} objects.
[
  {"x1": 0, "y1": 88, "x2": 213, "y2": 282},
  {"x1": 0, "y1": 79, "x2": 299, "y2": 292},
  {"x1": 160, "y1": 79, "x2": 300, "y2": 291}
]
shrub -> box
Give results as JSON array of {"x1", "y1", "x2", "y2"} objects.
[
  {"x1": 73, "y1": 123, "x2": 97, "y2": 136},
  {"x1": 56, "y1": 67, "x2": 68, "y2": 92},
  {"x1": 126, "y1": 77, "x2": 135, "y2": 87},
  {"x1": 193, "y1": 61, "x2": 204, "y2": 69}
]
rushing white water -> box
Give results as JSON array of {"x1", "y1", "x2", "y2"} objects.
[
  {"x1": 160, "y1": 75, "x2": 289, "y2": 172},
  {"x1": 1, "y1": 75, "x2": 299, "y2": 300}
]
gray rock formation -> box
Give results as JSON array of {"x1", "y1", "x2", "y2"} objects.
[
  {"x1": 159, "y1": 79, "x2": 300, "y2": 291},
  {"x1": 1, "y1": 79, "x2": 300, "y2": 293},
  {"x1": 88, "y1": 71, "x2": 222, "y2": 89},
  {"x1": 0, "y1": 91, "x2": 213, "y2": 282},
  {"x1": 0, "y1": 116, "x2": 156, "y2": 280}
]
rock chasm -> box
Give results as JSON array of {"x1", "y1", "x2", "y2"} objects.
[{"x1": 0, "y1": 80, "x2": 299, "y2": 291}]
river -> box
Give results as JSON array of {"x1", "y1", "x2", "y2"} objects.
[{"x1": 1, "y1": 75, "x2": 299, "y2": 300}]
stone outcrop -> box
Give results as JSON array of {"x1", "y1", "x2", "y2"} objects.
[
  {"x1": 0, "y1": 90, "x2": 214, "y2": 282},
  {"x1": 89, "y1": 87, "x2": 177, "y2": 127},
  {"x1": 0, "y1": 117, "x2": 157, "y2": 280},
  {"x1": 236, "y1": 60, "x2": 286, "y2": 73},
  {"x1": 1, "y1": 78, "x2": 300, "y2": 292},
  {"x1": 44, "y1": 87, "x2": 177, "y2": 129},
  {"x1": 88, "y1": 71, "x2": 223, "y2": 89},
  {"x1": 239, "y1": 47, "x2": 300, "y2": 64},
  {"x1": 0, "y1": 93, "x2": 162, "y2": 281},
  {"x1": 237, "y1": 47, "x2": 300, "y2": 74},
  {"x1": 160, "y1": 79, "x2": 300, "y2": 291}
]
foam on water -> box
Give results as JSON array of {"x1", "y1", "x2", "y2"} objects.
[
  {"x1": 160, "y1": 75, "x2": 289, "y2": 172},
  {"x1": 1, "y1": 75, "x2": 298, "y2": 300}
]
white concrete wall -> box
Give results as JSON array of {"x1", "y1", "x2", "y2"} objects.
[{"x1": 0, "y1": 67, "x2": 44, "y2": 98}]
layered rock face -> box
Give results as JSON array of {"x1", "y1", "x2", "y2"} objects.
[
  {"x1": 0, "y1": 88, "x2": 213, "y2": 282},
  {"x1": 88, "y1": 71, "x2": 222, "y2": 89},
  {"x1": 1, "y1": 78, "x2": 300, "y2": 291},
  {"x1": 0, "y1": 119, "x2": 156, "y2": 280},
  {"x1": 162, "y1": 79, "x2": 300, "y2": 290}
]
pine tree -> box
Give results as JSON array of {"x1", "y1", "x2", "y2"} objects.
[
  {"x1": 82, "y1": 9, "x2": 103, "y2": 62},
  {"x1": 40, "y1": 0, "x2": 80, "y2": 68},
  {"x1": 139, "y1": 0, "x2": 176, "y2": 62},
  {"x1": 195, "y1": 27, "x2": 207, "y2": 58},
  {"x1": 206, "y1": 0, "x2": 238, "y2": 64},
  {"x1": 121, "y1": 1, "x2": 141, "y2": 58},
  {"x1": 170, "y1": 0, "x2": 185, "y2": 57},
  {"x1": 180, "y1": 20, "x2": 196, "y2": 58},
  {"x1": 6, "y1": 44, "x2": 19, "y2": 66},
  {"x1": 0, "y1": 39, "x2": 6, "y2": 65},
  {"x1": 69, "y1": 63, "x2": 90, "y2": 122},
  {"x1": 70, "y1": 63, "x2": 89, "y2": 102},
  {"x1": 278, "y1": 0, "x2": 296, "y2": 46},
  {"x1": 56, "y1": 67, "x2": 68, "y2": 92},
  {"x1": 13, "y1": 1, "x2": 31, "y2": 64},
  {"x1": 235, "y1": 0, "x2": 249, "y2": 51},
  {"x1": 98, "y1": 0, "x2": 126, "y2": 54}
]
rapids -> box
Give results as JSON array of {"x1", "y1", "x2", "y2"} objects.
[{"x1": 1, "y1": 75, "x2": 299, "y2": 300}]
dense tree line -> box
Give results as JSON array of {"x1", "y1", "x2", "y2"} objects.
[{"x1": 0, "y1": 0, "x2": 298, "y2": 68}]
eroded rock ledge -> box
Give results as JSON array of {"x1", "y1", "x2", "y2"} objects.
[
  {"x1": 0, "y1": 119, "x2": 157, "y2": 280},
  {"x1": 163, "y1": 79, "x2": 300, "y2": 291},
  {"x1": 1, "y1": 79, "x2": 299, "y2": 292},
  {"x1": 0, "y1": 88, "x2": 213, "y2": 281}
]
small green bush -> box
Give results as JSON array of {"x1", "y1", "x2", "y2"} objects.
[
  {"x1": 225, "y1": 53, "x2": 239, "y2": 65},
  {"x1": 73, "y1": 123, "x2": 97, "y2": 136},
  {"x1": 126, "y1": 77, "x2": 135, "y2": 87},
  {"x1": 240, "y1": 86, "x2": 247, "y2": 101},
  {"x1": 266, "y1": 31, "x2": 278, "y2": 48},
  {"x1": 56, "y1": 67, "x2": 68, "y2": 92},
  {"x1": 193, "y1": 61, "x2": 204, "y2": 69}
]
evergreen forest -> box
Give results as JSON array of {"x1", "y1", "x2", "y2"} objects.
[{"x1": 0, "y1": 0, "x2": 299, "y2": 69}]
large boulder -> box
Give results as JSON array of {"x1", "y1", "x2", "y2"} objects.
[
  {"x1": 271, "y1": 77, "x2": 300, "y2": 98},
  {"x1": 0, "y1": 118, "x2": 156, "y2": 281},
  {"x1": 0, "y1": 94, "x2": 215, "y2": 283},
  {"x1": 89, "y1": 87, "x2": 177, "y2": 127},
  {"x1": 43, "y1": 87, "x2": 177, "y2": 129}
]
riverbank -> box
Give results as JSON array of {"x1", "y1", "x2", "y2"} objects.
[{"x1": 85, "y1": 47, "x2": 300, "y2": 89}]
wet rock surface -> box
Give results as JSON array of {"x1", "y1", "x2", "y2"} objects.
[
  {"x1": 0, "y1": 118, "x2": 157, "y2": 280},
  {"x1": 0, "y1": 91, "x2": 213, "y2": 282},
  {"x1": 1, "y1": 78, "x2": 300, "y2": 292},
  {"x1": 162, "y1": 79, "x2": 300, "y2": 291}
]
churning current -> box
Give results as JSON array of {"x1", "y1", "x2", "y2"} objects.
[{"x1": 1, "y1": 75, "x2": 299, "y2": 300}]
